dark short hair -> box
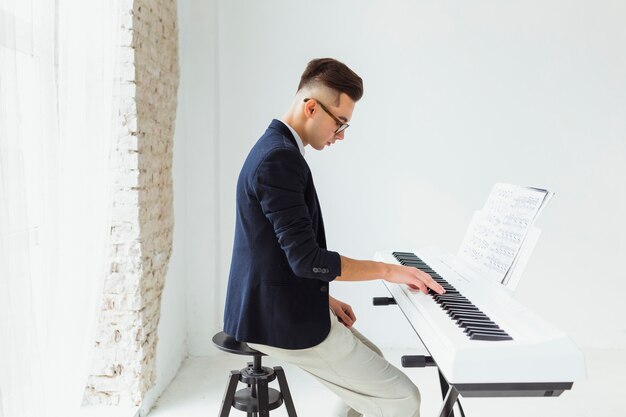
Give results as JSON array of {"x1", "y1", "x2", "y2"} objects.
[{"x1": 297, "y1": 58, "x2": 363, "y2": 103}]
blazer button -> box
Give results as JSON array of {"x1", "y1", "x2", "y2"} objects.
[{"x1": 320, "y1": 285, "x2": 328, "y2": 292}]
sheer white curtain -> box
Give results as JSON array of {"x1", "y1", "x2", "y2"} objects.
[{"x1": 0, "y1": 1, "x2": 120, "y2": 416}]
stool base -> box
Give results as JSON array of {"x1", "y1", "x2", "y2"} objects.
[{"x1": 218, "y1": 364, "x2": 297, "y2": 417}]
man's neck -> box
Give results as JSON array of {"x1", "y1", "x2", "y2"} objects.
[{"x1": 281, "y1": 112, "x2": 308, "y2": 147}]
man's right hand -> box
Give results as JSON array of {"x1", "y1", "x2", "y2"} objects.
[
  {"x1": 383, "y1": 263, "x2": 446, "y2": 295},
  {"x1": 337, "y1": 256, "x2": 445, "y2": 296}
]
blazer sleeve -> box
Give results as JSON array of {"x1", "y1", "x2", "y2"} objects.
[{"x1": 253, "y1": 148, "x2": 341, "y2": 282}]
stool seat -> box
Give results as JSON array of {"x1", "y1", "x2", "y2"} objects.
[
  {"x1": 213, "y1": 331, "x2": 297, "y2": 416},
  {"x1": 212, "y1": 331, "x2": 266, "y2": 356}
]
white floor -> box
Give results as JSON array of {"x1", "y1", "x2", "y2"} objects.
[
  {"x1": 146, "y1": 346, "x2": 625, "y2": 417},
  {"x1": 147, "y1": 281, "x2": 626, "y2": 417}
]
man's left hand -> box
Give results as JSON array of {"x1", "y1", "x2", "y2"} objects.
[{"x1": 329, "y1": 295, "x2": 356, "y2": 328}]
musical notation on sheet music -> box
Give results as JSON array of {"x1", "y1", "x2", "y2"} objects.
[{"x1": 458, "y1": 183, "x2": 554, "y2": 284}]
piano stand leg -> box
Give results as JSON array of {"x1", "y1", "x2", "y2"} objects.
[
  {"x1": 399, "y1": 355, "x2": 466, "y2": 417},
  {"x1": 437, "y1": 370, "x2": 466, "y2": 417},
  {"x1": 438, "y1": 385, "x2": 459, "y2": 417}
]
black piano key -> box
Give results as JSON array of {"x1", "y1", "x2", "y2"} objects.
[
  {"x1": 441, "y1": 304, "x2": 478, "y2": 312},
  {"x1": 438, "y1": 297, "x2": 472, "y2": 303},
  {"x1": 436, "y1": 297, "x2": 469, "y2": 304},
  {"x1": 428, "y1": 293, "x2": 467, "y2": 300},
  {"x1": 467, "y1": 328, "x2": 509, "y2": 337},
  {"x1": 392, "y1": 251, "x2": 416, "y2": 256},
  {"x1": 399, "y1": 259, "x2": 418, "y2": 264},
  {"x1": 440, "y1": 299, "x2": 474, "y2": 306},
  {"x1": 449, "y1": 312, "x2": 490, "y2": 321},
  {"x1": 435, "y1": 291, "x2": 465, "y2": 297},
  {"x1": 469, "y1": 329, "x2": 510, "y2": 337},
  {"x1": 399, "y1": 257, "x2": 422, "y2": 263},
  {"x1": 448, "y1": 310, "x2": 487, "y2": 317},
  {"x1": 462, "y1": 327, "x2": 501, "y2": 335},
  {"x1": 441, "y1": 303, "x2": 480, "y2": 311},
  {"x1": 442, "y1": 305, "x2": 482, "y2": 313},
  {"x1": 459, "y1": 321, "x2": 500, "y2": 330},
  {"x1": 459, "y1": 315, "x2": 492, "y2": 322},
  {"x1": 457, "y1": 318, "x2": 494, "y2": 327},
  {"x1": 401, "y1": 263, "x2": 433, "y2": 271},
  {"x1": 470, "y1": 333, "x2": 513, "y2": 341}
]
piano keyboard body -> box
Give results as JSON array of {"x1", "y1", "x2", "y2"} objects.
[{"x1": 375, "y1": 247, "x2": 586, "y2": 398}]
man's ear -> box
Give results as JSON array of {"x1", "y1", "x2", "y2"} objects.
[{"x1": 304, "y1": 98, "x2": 316, "y2": 118}]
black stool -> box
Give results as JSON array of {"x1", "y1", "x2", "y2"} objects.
[{"x1": 212, "y1": 331, "x2": 298, "y2": 417}]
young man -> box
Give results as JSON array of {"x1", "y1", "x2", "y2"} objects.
[{"x1": 224, "y1": 58, "x2": 444, "y2": 417}]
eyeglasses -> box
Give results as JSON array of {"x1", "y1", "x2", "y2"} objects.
[{"x1": 304, "y1": 98, "x2": 349, "y2": 134}]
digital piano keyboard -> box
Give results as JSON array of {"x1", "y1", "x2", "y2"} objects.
[{"x1": 375, "y1": 247, "x2": 586, "y2": 398}]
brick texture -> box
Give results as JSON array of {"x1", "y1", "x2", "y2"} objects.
[{"x1": 83, "y1": 0, "x2": 179, "y2": 406}]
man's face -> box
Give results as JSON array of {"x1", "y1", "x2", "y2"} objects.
[{"x1": 305, "y1": 93, "x2": 355, "y2": 151}]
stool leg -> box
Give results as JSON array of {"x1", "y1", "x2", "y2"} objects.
[
  {"x1": 246, "y1": 382, "x2": 252, "y2": 417},
  {"x1": 274, "y1": 366, "x2": 297, "y2": 417},
  {"x1": 257, "y1": 379, "x2": 269, "y2": 417},
  {"x1": 218, "y1": 370, "x2": 240, "y2": 417}
]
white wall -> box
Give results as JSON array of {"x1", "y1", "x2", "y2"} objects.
[
  {"x1": 176, "y1": 0, "x2": 222, "y2": 357},
  {"x1": 181, "y1": 0, "x2": 626, "y2": 353},
  {"x1": 142, "y1": 0, "x2": 219, "y2": 413}
]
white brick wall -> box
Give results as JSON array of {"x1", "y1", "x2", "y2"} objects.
[{"x1": 83, "y1": 0, "x2": 179, "y2": 406}]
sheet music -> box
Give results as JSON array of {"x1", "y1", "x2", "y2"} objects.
[{"x1": 457, "y1": 183, "x2": 553, "y2": 284}]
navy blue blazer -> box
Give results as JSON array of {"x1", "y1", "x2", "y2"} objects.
[{"x1": 224, "y1": 119, "x2": 342, "y2": 349}]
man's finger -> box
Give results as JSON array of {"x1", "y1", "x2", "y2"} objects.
[
  {"x1": 412, "y1": 280, "x2": 428, "y2": 294},
  {"x1": 419, "y1": 271, "x2": 445, "y2": 294},
  {"x1": 346, "y1": 306, "x2": 356, "y2": 322}
]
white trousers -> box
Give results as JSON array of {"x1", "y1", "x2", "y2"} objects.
[{"x1": 248, "y1": 310, "x2": 421, "y2": 417}]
